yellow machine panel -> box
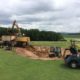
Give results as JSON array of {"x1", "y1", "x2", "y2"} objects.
[{"x1": 16, "y1": 37, "x2": 30, "y2": 42}]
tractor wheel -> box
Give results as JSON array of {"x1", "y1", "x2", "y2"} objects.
[
  {"x1": 22, "y1": 42, "x2": 27, "y2": 47},
  {"x1": 69, "y1": 61, "x2": 78, "y2": 69}
]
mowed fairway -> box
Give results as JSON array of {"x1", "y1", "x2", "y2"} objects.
[{"x1": 0, "y1": 49, "x2": 80, "y2": 80}]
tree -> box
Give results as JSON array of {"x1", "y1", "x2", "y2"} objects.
[{"x1": 0, "y1": 27, "x2": 64, "y2": 41}]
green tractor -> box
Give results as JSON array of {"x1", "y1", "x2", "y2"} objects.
[{"x1": 64, "y1": 40, "x2": 80, "y2": 68}]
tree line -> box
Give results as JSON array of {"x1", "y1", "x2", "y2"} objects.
[{"x1": 0, "y1": 27, "x2": 64, "y2": 41}]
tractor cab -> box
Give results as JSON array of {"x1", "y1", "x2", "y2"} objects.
[{"x1": 64, "y1": 40, "x2": 80, "y2": 68}]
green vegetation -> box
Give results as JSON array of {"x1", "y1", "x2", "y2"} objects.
[
  {"x1": 31, "y1": 41, "x2": 70, "y2": 48},
  {"x1": 0, "y1": 24, "x2": 80, "y2": 80},
  {"x1": 31, "y1": 38, "x2": 80, "y2": 48},
  {"x1": 63, "y1": 33, "x2": 80, "y2": 41},
  {"x1": 0, "y1": 27, "x2": 64, "y2": 41},
  {"x1": 63, "y1": 33, "x2": 80, "y2": 38},
  {"x1": 24, "y1": 29, "x2": 64, "y2": 41},
  {"x1": 0, "y1": 49, "x2": 80, "y2": 80},
  {"x1": 0, "y1": 26, "x2": 80, "y2": 80},
  {"x1": 31, "y1": 33, "x2": 80, "y2": 48}
]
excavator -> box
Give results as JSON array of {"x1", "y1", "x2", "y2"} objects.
[
  {"x1": 1, "y1": 20, "x2": 30, "y2": 48},
  {"x1": 11, "y1": 20, "x2": 30, "y2": 47}
]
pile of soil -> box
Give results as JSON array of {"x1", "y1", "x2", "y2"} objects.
[
  {"x1": 15, "y1": 45, "x2": 65, "y2": 60},
  {"x1": 26, "y1": 46, "x2": 50, "y2": 58},
  {"x1": 15, "y1": 47, "x2": 38, "y2": 58},
  {"x1": 15, "y1": 46, "x2": 80, "y2": 60},
  {"x1": 26, "y1": 46, "x2": 70, "y2": 57},
  {"x1": 15, "y1": 47, "x2": 62, "y2": 60}
]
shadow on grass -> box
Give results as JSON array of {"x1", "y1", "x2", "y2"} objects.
[
  {"x1": 60, "y1": 63, "x2": 80, "y2": 70},
  {"x1": 60, "y1": 63, "x2": 70, "y2": 69}
]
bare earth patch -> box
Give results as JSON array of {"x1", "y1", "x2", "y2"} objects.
[{"x1": 15, "y1": 46, "x2": 65, "y2": 60}]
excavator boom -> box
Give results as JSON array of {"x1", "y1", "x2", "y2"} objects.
[{"x1": 12, "y1": 20, "x2": 21, "y2": 36}]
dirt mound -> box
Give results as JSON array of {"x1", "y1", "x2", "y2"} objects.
[
  {"x1": 15, "y1": 46, "x2": 65, "y2": 60},
  {"x1": 15, "y1": 46, "x2": 80, "y2": 60},
  {"x1": 15, "y1": 47, "x2": 63, "y2": 60},
  {"x1": 26, "y1": 46, "x2": 50, "y2": 58},
  {"x1": 15, "y1": 47, "x2": 38, "y2": 58}
]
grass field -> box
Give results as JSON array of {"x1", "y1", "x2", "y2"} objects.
[
  {"x1": 0, "y1": 49, "x2": 80, "y2": 80},
  {"x1": 63, "y1": 34, "x2": 80, "y2": 38},
  {"x1": 31, "y1": 41, "x2": 80, "y2": 48},
  {"x1": 0, "y1": 35, "x2": 80, "y2": 80},
  {"x1": 31, "y1": 36, "x2": 80, "y2": 48},
  {"x1": 31, "y1": 41, "x2": 70, "y2": 48}
]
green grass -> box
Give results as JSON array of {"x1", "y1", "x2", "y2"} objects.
[
  {"x1": 31, "y1": 36, "x2": 80, "y2": 48},
  {"x1": 64, "y1": 34, "x2": 80, "y2": 41},
  {"x1": 0, "y1": 49, "x2": 80, "y2": 80},
  {"x1": 31, "y1": 41, "x2": 70, "y2": 48},
  {"x1": 63, "y1": 34, "x2": 80, "y2": 38},
  {"x1": 31, "y1": 41, "x2": 79, "y2": 48}
]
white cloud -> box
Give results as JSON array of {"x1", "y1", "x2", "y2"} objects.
[{"x1": 0, "y1": 0, "x2": 80, "y2": 33}]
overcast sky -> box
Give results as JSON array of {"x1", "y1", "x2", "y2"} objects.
[{"x1": 0, "y1": 0, "x2": 80, "y2": 33}]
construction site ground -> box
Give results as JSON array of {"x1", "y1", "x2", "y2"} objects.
[{"x1": 15, "y1": 46, "x2": 71, "y2": 60}]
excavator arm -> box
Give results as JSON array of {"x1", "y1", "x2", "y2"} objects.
[{"x1": 12, "y1": 20, "x2": 21, "y2": 36}]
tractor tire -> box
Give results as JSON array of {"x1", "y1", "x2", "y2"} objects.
[{"x1": 69, "y1": 61, "x2": 78, "y2": 69}]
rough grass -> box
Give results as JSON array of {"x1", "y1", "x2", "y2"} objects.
[{"x1": 0, "y1": 49, "x2": 80, "y2": 80}]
